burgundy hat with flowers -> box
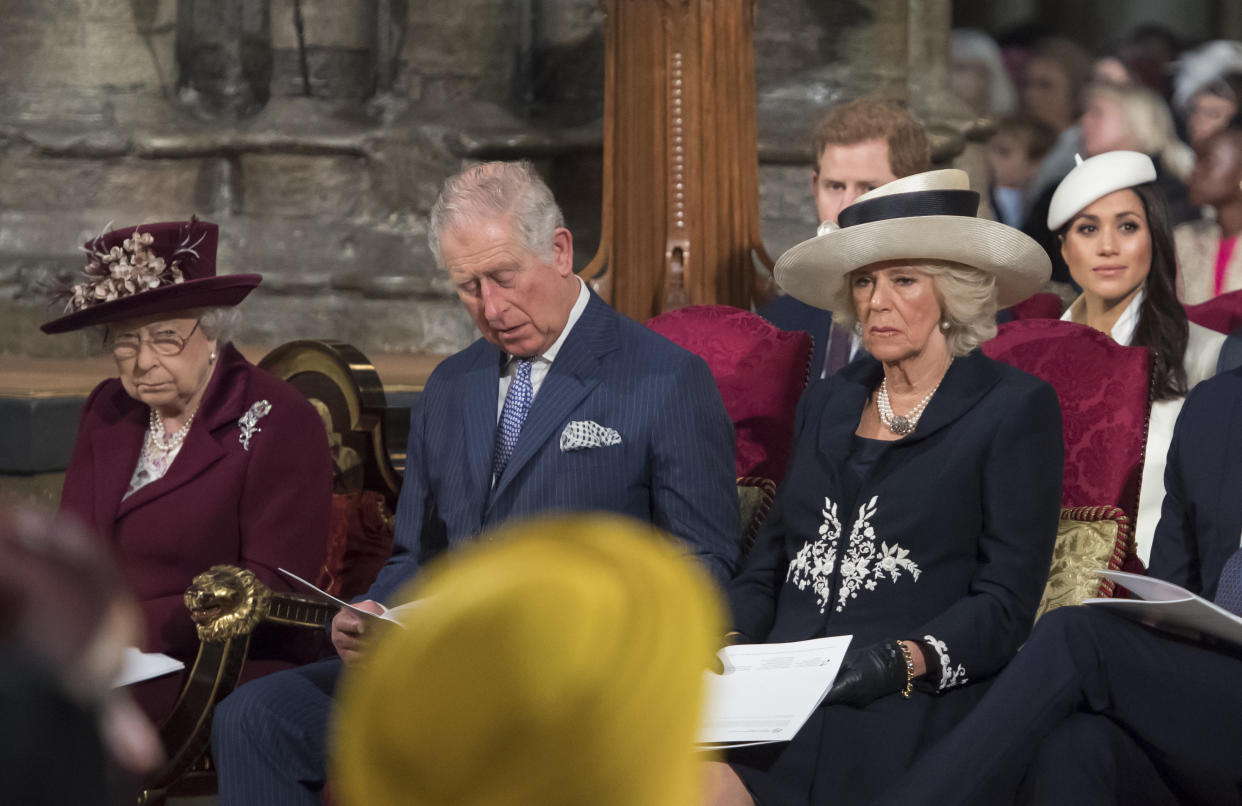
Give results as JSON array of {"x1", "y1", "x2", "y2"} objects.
[{"x1": 41, "y1": 217, "x2": 261, "y2": 334}]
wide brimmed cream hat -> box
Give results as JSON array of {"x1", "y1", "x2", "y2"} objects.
[
  {"x1": 1046, "y1": 150, "x2": 1157, "y2": 231},
  {"x1": 774, "y1": 169, "x2": 1052, "y2": 310}
]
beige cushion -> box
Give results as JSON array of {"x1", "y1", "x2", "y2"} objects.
[{"x1": 1035, "y1": 506, "x2": 1133, "y2": 620}]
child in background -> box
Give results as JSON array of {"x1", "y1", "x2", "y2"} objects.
[{"x1": 988, "y1": 114, "x2": 1058, "y2": 229}]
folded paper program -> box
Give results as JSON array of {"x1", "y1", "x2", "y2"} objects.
[{"x1": 560, "y1": 420, "x2": 623, "y2": 451}]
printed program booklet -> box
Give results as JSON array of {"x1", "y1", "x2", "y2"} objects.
[
  {"x1": 698, "y1": 635, "x2": 853, "y2": 749},
  {"x1": 1084, "y1": 570, "x2": 1242, "y2": 647}
]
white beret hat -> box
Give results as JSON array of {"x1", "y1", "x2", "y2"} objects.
[{"x1": 1047, "y1": 150, "x2": 1158, "y2": 231}]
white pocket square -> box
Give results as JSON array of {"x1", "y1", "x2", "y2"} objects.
[{"x1": 560, "y1": 420, "x2": 622, "y2": 452}]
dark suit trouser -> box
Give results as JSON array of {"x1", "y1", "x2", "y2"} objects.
[
  {"x1": 872, "y1": 606, "x2": 1242, "y2": 806},
  {"x1": 212, "y1": 657, "x2": 342, "y2": 806}
]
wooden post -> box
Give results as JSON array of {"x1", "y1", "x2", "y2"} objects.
[{"x1": 582, "y1": 0, "x2": 774, "y2": 321}]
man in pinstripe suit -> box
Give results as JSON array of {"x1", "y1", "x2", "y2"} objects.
[{"x1": 212, "y1": 161, "x2": 740, "y2": 805}]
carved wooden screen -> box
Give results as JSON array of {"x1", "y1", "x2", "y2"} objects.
[{"x1": 583, "y1": 0, "x2": 775, "y2": 320}]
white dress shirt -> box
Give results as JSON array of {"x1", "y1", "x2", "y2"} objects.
[
  {"x1": 1060, "y1": 288, "x2": 1144, "y2": 346},
  {"x1": 497, "y1": 276, "x2": 591, "y2": 422}
]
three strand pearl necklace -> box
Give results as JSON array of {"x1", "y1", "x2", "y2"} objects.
[
  {"x1": 876, "y1": 360, "x2": 952, "y2": 436},
  {"x1": 148, "y1": 407, "x2": 196, "y2": 452}
]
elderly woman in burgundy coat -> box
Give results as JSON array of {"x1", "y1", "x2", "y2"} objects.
[{"x1": 42, "y1": 218, "x2": 332, "y2": 721}]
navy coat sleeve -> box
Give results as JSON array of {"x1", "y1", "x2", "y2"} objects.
[
  {"x1": 365, "y1": 391, "x2": 438, "y2": 605},
  {"x1": 911, "y1": 381, "x2": 1062, "y2": 690},
  {"x1": 648, "y1": 352, "x2": 739, "y2": 584},
  {"x1": 726, "y1": 377, "x2": 828, "y2": 639}
]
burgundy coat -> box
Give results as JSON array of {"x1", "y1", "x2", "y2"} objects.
[{"x1": 60, "y1": 343, "x2": 332, "y2": 661}]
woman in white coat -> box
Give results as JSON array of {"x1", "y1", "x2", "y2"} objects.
[{"x1": 1051, "y1": 150, "x2": 1225, "y2": 564}]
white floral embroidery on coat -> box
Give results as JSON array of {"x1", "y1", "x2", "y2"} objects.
[
  {"x1": 923, "y1": 634, "x2": 968, "y2": 691},
  {"x1": 787, "y1": 497, "x2": 842, "y2": 613},
  {"x1": 238, "y1": 400, "x2": 272, "y2": 451},
  {"x1": 787, "y1": 494, "x2": 921, "y2": 614}
]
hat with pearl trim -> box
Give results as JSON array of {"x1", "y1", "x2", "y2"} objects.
[
  {"x1": 774, "y1": 169, "x2": 1051, "y2": 311},
  {"x1": 1046, "y1": 150, "x2": 1158, "y2": 231}
]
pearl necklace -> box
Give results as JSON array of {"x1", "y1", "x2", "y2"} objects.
[
  {"x1": 877, "y1": 361, "x2": 951, "y2": 436},
  {"x1": 148, "y1": 407, "x2": 196, "y2": 452}
]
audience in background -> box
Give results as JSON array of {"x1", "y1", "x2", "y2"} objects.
[
  {"x1": 1022, "y1": 37, "x2": 1094, "y2": 135},
  {"x1": 950, "y1": 29, "x2": 1017, "y2": 120},
  {"x1": 0, "y1": 505, "x2": 161, "y2": 805},
  {"x1": 1174, "y1": 40, "x2": 1242, "y2": 146},
  {"x1": 1177, "y1": 123, "x2": 1242, "y2": 303},
  {"x1": 988, "y1": 113, "x2": 1058, "y2": 229}
]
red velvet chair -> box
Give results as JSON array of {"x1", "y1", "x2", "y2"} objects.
[
  {"x1": 1004, "y1": 292, "x2": 1064, "y2": 321},
  {"x1": 983, "y1": 320, "x2": 1152, "y2": 515},
  {"x1": 647, "y1": 305, "x2": 813, "y2": 483},
  {"x1": 1184, "y1": 288, "x2": 1242, "y2": 334}
]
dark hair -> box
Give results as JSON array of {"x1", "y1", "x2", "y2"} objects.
[
  {"x1": 1058, "y1": 181, "x2": 1188, "y2": 399},
  {"x1": 995, "y1": 113, "x2": 1058, "y2": 162}
]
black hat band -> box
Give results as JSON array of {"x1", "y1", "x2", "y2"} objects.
[{"x1": 838, "y1": 189, "x2": 981, "y2": 229}]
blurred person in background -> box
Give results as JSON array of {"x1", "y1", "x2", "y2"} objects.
[
  {"x1": 951, "y1": 29, "x2": 1017, "y2": 120},
  {"x1": 1177, "y1": 122, "x2": 1242, "y2": 303},
  {"x1": 988, "y1": 113, "x2": 1058, "y2": 229},
  {"x1": 1022, "y1": 37, "x2": 1094, "y2": 135},
  {"x1": 1173, "y1": 40, "x2": 1242, "y2": 147},
  {"x1": 0, "y1": 505, "x2": 161, "y2": 805}
]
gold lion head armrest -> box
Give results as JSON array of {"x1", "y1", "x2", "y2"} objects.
[{"x1": 184, "y1": 565, "x2": 272, "y2": 643}]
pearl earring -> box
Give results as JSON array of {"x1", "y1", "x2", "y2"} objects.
[
  {"x1": 210, "y1": 349, "x2": 218, "y2": 362},
  {"x1": 940, "y1": 320, "x2": 950, "y2": 331}
]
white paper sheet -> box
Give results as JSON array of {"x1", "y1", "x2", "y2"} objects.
[
  {"x1": 1083, "y1": 570, "x2": 1242, "y2": 647},
  {"x1": 277, "y1": 567, "x2": 410, "y2": 625},
  {"x1": 698, "y1": 635, "x2": 853, "y2": 748},
  {"x1": 113, "y1": 648, "x2": 184, "y2": 688}
]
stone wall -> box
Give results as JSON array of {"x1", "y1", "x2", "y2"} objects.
[{"x1": 1, "y1": 0, "x2": 961, "y2": 360}]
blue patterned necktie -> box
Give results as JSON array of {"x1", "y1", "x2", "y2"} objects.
[
  {"x1": 1215, "y1": 545, "x2": 1242, "y2": 616},
  {"x1": 493, "y1": 358, "x2": 534, "y2": 482}
]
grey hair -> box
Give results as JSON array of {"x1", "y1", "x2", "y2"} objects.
[
  {"x1": 830, "y1": 260, "x2": 999, "y2": 357},
  {"x1": 197, "y1": 306, "x2": 242, "y2": 346},
  {"x1": 427, "y1": 160, "x2": 565, "y2": 267}
]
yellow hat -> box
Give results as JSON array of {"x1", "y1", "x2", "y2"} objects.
[{"x1": 331, "y1": 514, "x2": 725, "y2": 806}]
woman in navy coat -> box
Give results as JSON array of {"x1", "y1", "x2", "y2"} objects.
[
  {"x1": 42, "y1": 219, "x2": 332, "y2": 720},
  {"x1": 707, "y1": 170, "x2": 1064, "y2": 806}
]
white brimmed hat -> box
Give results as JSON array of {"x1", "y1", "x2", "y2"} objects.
[
  {"x1": 774, "y1": 169, "x2": 1052, "y2": 311},
  {"x1": 1047, "y1": 151, "x2": 1157, "y2": 231}
]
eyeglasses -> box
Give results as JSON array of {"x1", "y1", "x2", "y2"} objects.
[{"x1": 107, "y1": 320, "x2": 200, "y2": 359}]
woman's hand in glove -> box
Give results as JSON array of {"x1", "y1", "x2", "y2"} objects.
[{"x1": 824, "y1": 640, "x2": 920, "y2": 708}]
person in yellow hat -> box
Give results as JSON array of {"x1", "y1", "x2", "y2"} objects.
[{"x1": 331, "y1": 513, "x2": 724, "y2": 806}]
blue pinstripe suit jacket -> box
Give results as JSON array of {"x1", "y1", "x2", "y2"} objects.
[{"x1": 367, "y1": 292, "x2": 740, "y2": 603}]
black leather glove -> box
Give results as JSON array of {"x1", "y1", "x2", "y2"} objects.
[{"x1": 824, "y1": 640, "x2": 910, "y2": 708}]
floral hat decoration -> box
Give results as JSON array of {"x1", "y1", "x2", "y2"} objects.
[{"x1": 41, "y1": 217, "x2": 261, "y2": 334}]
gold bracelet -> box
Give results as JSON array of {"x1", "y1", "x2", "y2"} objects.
[{"x1": 896, "y1": 640, "x2": 915, "y2": 699}]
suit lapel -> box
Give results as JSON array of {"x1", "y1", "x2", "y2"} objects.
[
  {"x1": 486, "y1": 295, "x2": 617, "y2": 510},
  {"x1": 462, "y1": 342, "x2": 503, "y2": 512}
]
